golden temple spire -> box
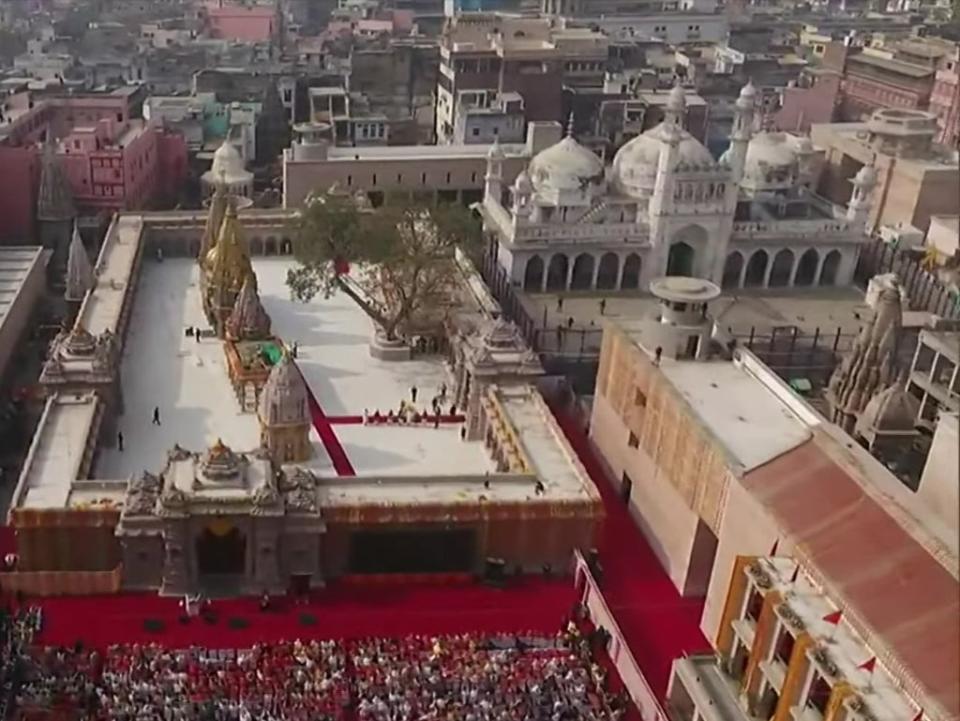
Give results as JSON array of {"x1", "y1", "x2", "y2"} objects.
[
  {"x1": 205, "y1": 197, "x2": 255, "y2": 295},
  {"x1": 200, "y1": 180, "x2": 229, "y2": 267}
]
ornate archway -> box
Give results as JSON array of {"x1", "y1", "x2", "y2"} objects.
[
  {"x1": 667, "y1": 241, "x2": 695, "y2": 277},
  {"x1": 744, "y1": 250, "x2": 769, "y2": 287},
  {"x1": 546, "y1": 254, "x2": 569, "y2": 292},
  {"x1": 722, "y1": 252, "x2": 744, "y2": 289},
  {"x1": 621, "y1": 253, "x2": 642, "y2": 290},
  {"x1": 571, "y1": 253, "x2": 595, "y2": 290},
  {"x1": 524, "y1": 255, "x2": 544, "y2": 292},
  {"x1": 195, "y1": 522, "x2": 246, "y2": 576},
  {"x1": 597, "y1": 253, "x2": 619, "y2": 291},
  {"x1": 769, "y1": 249, "x2": 795, "y2": 288},
  {"x1": 795, "y1": 249, "x2": 819, "y2": 287},
  {"x1": 820, "y1": 250, "x2": 841, "y2": 286}
]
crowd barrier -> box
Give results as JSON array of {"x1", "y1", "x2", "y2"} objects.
[{"x1": 573, "y1": 550, "x2": 668, "y2": 721}]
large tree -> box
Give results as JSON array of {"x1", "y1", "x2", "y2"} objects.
[{"x1": 287, "y1": 191, "x2": 483, "y2": 341}]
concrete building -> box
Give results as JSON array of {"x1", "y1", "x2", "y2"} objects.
[
  {"x1": 772, "y1": 68, "x2": 841, "y2": 134},
  {"x1": 907, "y1": 327, "x2": 959, "y2": 431},
  {"x1": 200, "y1": 0, "x2": 278, "y2": 43},
  {"x1": 479, "y1": 83, "x2": 869, "y2": 295},
  {"x1": 916, "y1": 411, "x2": 959, "y2": 532},
  {"x1": 0, "y1": 247, "x2": 46, "y2": 384},
  {"x1": 812, "y1": 109, "x2": 960, "y2": 234},
  {"x1": 589, "y1": 292, "x2": 958, "y2": 721},
  {"x1": 282, "y1": 120, "x2": 560, "y2": 208},
  {"x1": 929, "y1": 43, "x2": 960, "y2": 148},
  {"x1": 925, "y1": 214, "x2": 959, "y2": 265}
]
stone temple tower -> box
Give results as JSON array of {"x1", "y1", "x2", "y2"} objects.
[
  {"x1": 258, "y1": 353, "x2": 313, "y2": 465},
  {"x1": 36, "y1": 142, "x2": 76, "y2": 285}
]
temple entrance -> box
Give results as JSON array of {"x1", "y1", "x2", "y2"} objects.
[
  {"x1": 196, "y1": 522, "x2": 246, "y2": 577},
  {"x1": 349, "y1": 528, "x2": 476, "y2": 574}
]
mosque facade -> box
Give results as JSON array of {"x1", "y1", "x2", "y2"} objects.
[{"x1": 478, "y1": 82, "x2": 878, "y2": 295}]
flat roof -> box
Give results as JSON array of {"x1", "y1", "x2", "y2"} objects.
[
  {"x1": 0, "y1": 246, "x2": 44, "y2": 329},
  {"x1": 324, "y1": 142, "x2": 528, "y2": 162},
  {"x1": 848, "y1": 53, "x2": 933, "y2": 78}
]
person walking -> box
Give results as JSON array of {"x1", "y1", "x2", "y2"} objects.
[
  {"x1": 410, "y1": 386, "x2": 418, "y2": 403},
  {"x1": 556, "y1": 296, "x2": 564, "y2": 312},
  {"x1": 152, "y1": 407, "x2": 161, "y2": 426},
  {"x1": 599, "y1": 299, "x2": 606, "y2": 315}
]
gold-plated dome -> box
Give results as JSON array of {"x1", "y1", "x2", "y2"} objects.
[{"x1": 205, "y1": 199, "x2": 255, "y2": 296}]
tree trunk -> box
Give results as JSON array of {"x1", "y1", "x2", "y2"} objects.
[{"x1": 333, "y1": 275, "x2": 391, "y2": 333}]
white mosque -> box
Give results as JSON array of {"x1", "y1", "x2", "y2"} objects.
[{"x1": 478, "y1": 82, "x2": 878, "y2": 294}]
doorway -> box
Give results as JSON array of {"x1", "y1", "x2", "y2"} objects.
[{"x1": 196, "y1": 523, "x2": 247, "y2": 576}]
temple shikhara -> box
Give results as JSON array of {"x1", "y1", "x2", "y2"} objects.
[{"x1": 7, "y1": 184, "x2": 601, "y2": 596}]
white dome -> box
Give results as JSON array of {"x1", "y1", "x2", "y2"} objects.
[
  {"x1": 528, "y1": 135, "x2": 605, "y2": 194},
  {"x1": 210, "y1": 140, "x2": 249, "y2": 183},
  {"x1": 612, "y1": 123, "x2": 714, "y2": 198},
  {"x1": 740, "y1": 132, "x2": 799, "y2": 189}
]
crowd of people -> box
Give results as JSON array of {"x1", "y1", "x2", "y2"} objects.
[
  {"x1": 0, "y1": 606, "x2": 42, "y2": 720},
  {"x1": 16, "y1": 640, "x2": 347, "y2": 721},
  {"x1": 11, "y1": 622, "x2": 628, "y2": 721}
]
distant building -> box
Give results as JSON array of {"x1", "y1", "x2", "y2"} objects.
[
  {"x1": 201, "y1": 0, "x2": 278, "y2": 43},
  {"x1": 0, "y1": 90, "x2": 188, "y2": 243},
  {"x1": 812, "y1": 109, "x2": 960, "y2": 234},
  {"x1": 929, "y1": 43, "x2": 960, "y2": 147}
]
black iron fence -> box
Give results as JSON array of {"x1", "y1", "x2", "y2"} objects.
[{"x1": 855, "y1": 238, "x2": 960, "y2": 319}]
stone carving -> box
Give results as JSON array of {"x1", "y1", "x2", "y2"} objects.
[
  {"x1": 125, "y1": 471, "x2": 161, "y2": 516},
  {"x1": 281, "y1": 468, "x2": 319, "y2": 513},
  {"x1": 202, "y1": 438, "x2": 242, "y2": 480},
  {"x1": 252, "y1": 480, "x2": 281, "y2": 509},
  {"x1": 160, "y1": 484, "x2": 189, "y2": 509}
]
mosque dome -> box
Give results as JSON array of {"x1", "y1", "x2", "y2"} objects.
[
  {"x1": 210, "y1": 140, "x2": 250, "y2": 183},
  {"x1": 527, "y1": 135, "x2": 605, "y2": 194},
  {"x1": 611, "y1": 124, "x2": 714, "y2": 197},
  {"x1": 259, "y1": 353, "x2": 309, "y2": 426},
  {"x1": 739, "y1": 132, "x2": 800, "y2": 189}
]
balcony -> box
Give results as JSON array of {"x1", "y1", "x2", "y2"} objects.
[
  {"x1": 759, "y1": 658, "x2": 788, "y2": 693},
  {"x1": 732, "y1": 617, "x2": 757, "y2": 647},
  {"x1": 670, "y1": 655, "x2": 756, "y2": 721}
]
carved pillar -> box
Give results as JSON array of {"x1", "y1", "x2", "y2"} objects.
[{"x1": 160, "y1": 517, "x2": 191, "y2": 596}]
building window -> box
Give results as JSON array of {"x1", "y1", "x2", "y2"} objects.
[
  {"x1": 635, "y1": 389, "x2": 647, "y2": 407},
  {"x1": 372, "y1": 173, "x2": 377, "y2": 186},
  {"x1": 445, "y1": 172, "x2": 451, "y2": 184},
  {"x1": 745, "y1": 587, "x2": 763, "y2": 622},
  {"x1": 347, "y1": 175, "x2": 352, "y2": 186},
  {"x1": 471, "y1": 172, "x2": 477, "y2": 183},
  {"x1": 773, "y1": 627, "x2": 795, "y2": 666},
  {"x1": 627, "y1": 432, "x2": 639, "y2": 449},
  {"x1": 421, "y1": 172, "x2": 427, "y2": 184},
  {"x1": 806, "y1": 673, "x2": 831, "y2": 715},
  {"x1": 397, "y1": 173, "x2": 402, "y2": 183}
]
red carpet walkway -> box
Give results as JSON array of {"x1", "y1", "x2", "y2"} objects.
[
  {"x1": 325, "y1": 414, "x2": 466, "y2": 425},
  {"x1": 298, "y1": 364, "x2": 356, "y2": 477},
  {"x1": 549, "y1": 403, "x2": 710, "y2": 701},
  {"x1": 31, "y1": 578, "x2": 575, "y2": 650}
]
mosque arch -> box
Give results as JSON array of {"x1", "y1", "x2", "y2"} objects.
[
  {"x1": 769, "y1": 249, "x2": 795, "y2": 288},
  {"x1": 571, "y1": 253, "x2": 595, "y2": 290},
  {"x1": 621, "y1": 253, "x2": 642, "y2": 290},
  {"x1": 250, "y1": 237, "x2": 263, "y2": 255},
  {"x1": 667, "y1": 241, "x2": 695, "y2": 277},
  {"x1": 524, "y1": 255, "x2": 545, "y2": 292},
  {"x1": 281, "y1": 238, "x2": 293, "y2": 255},
  {"x1": 744, "y1": 250, "x2": 769, "y2": 288},
  {"x1": 820, "y1": 250, "x2": 842, "y2": 286},
  {"x1": 596, "y1": 253, "x2": 620, "y2": 291},
  {"x1": 546, "y1": 253, "x2": 569, "y2": 292},
  {"x1": 722, "y1": 252, "x2": 744, "y2": 289},
  {"x1": 795, "y1": 249, "x2": 819, "y2": 287},
  {"x1": 265, "y1": 236, "x2": 278, "y2": 255}
]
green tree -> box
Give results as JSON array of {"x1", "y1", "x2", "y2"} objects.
[{"x1": 287, "y1": 191, "x2": 483, "y2": 341}]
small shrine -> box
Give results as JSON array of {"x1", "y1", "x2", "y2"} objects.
[{"x1": 222, "y1": 277, "x2": 282, "y2": 412}]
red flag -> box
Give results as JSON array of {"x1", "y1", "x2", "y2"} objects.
[
  {"x1": 770, "y1": 539, "x2": 779, "y2": 556},
  {"x1": 857, "y1": 657, "x2": 877, "y2": 674},
  {"x1": 911, "y1": 709, "x2": 923, "y2": 721},
  {"x1": 822, "y1": 610, "x2": 843, "y2": 625}
]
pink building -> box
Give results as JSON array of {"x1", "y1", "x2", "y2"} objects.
[
  {"x1": 203, "y1": 0, "x2": 276, "y2": 43},
  {"x1": 773, "y1": 69, "x2": 841, "y2": 134},
  {"x1": 0, "y1": 92, "x2": 188, "y2": 243},
  {"x1": 929, "y1": 46, "x2": 960, "y2": 148}
]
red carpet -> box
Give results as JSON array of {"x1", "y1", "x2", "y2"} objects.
[
  {"x1": 325, "y1": 414, "x2": 466, "y2": 425},
  {"x1": 31, "y1": 578, "x2": 575, "y2": 650},
  {"x1": 549, "y1": 403, "x2": 710, "y2": 701},
  {"x1": 298, "y1": 365, "x2": 356, "y2": 477}
]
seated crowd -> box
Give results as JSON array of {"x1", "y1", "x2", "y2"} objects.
[
  {"x1": 0, "y1": 606, "x2": 42, "y2": 720},
  {"x1": 13, "y1": 622, "x2": 626, "y2": 721}
]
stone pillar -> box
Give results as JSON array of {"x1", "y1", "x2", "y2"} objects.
[
  {"x1": 737, "y1": 261, "x2": 748, "y2": 289},
  {"x1": 762, "y1": 253, "x2": 774, "y2": 288},
  {"x1": 565, "y1": 260, "x2": 574, "y2": 291},
  {"x1": 814, "y1": 253, "x2": 827, "y2": 286},
  {"x1": 788, "y1": 253, "x2": 800, "y2": 287},
  {"x1": 616, "y1": 256, "x2": 627, "y2": 290},
  {"x1": 160, "y1": 518, "x2": 192, "y2": 596},
  {"x1": 591, "y1": 256, "x2": 600, "y2": 289}
]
